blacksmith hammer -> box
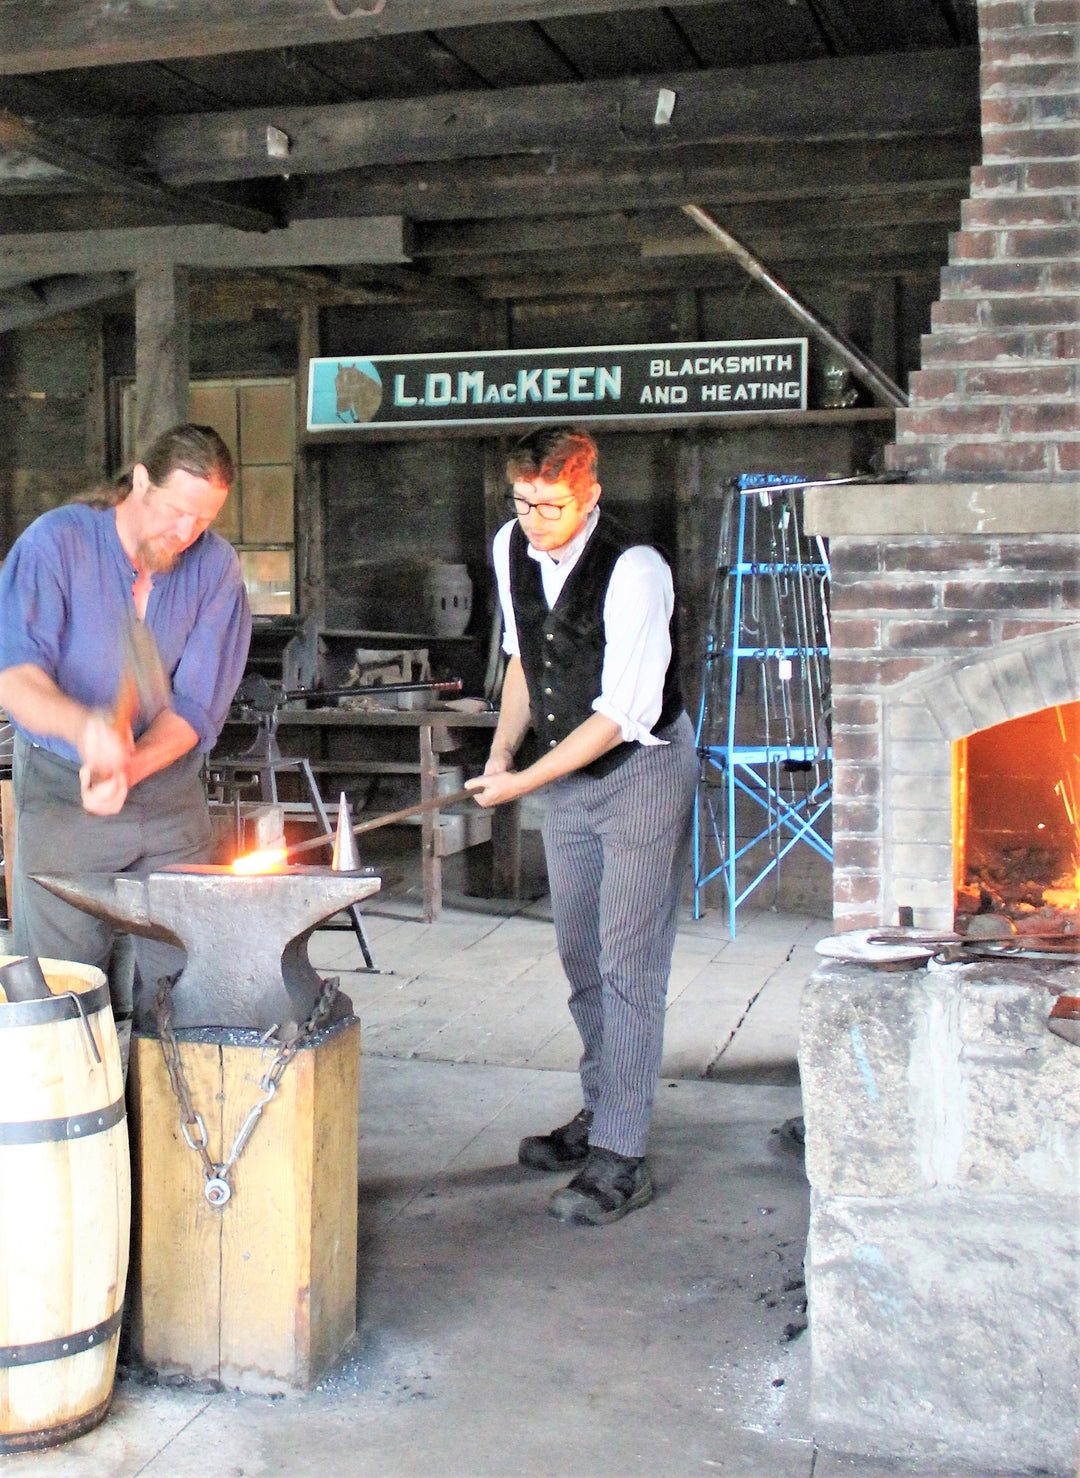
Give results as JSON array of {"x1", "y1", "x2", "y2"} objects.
[
  {"x1": 31, "y1": 865, "x2": 381, "y2": 1035},
  {"x1": 88, "y1": 615, "x2": 171, "y2": 785}
]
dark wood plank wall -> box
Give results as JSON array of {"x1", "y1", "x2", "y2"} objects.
[{"x1": 0, "y1": 0, "x2": 981, "y2": 709}]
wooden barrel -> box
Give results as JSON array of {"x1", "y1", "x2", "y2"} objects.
[{"x1": 0, "y1": 957, "x2": 129, "y2": 1453}]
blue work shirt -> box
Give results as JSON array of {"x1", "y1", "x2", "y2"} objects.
[{"x1": 0, "y1": 503, "x2": 252, "y2": 764}]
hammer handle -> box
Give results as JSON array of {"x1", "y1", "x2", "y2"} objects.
[
  {"x1": 85, "y1": 671, "x2": 137, "y2": 788},
  {"x1": 284, "y1": 787, "x2": 477, "y2": 861}
]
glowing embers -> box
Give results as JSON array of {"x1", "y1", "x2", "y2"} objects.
[
  {"x1": 955, "y1": 701, "x2": 1080, "y2": 930},
  {"x1": 1044, "y1": 754, "x2": 1080, "y2": 909},
  {"x1": 231, "y1": 847, "x2": 289, "y2": 874}
]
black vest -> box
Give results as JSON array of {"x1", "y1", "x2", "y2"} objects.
[{"x1": 509, "y1": 511, "x2": 683, "y2": 779}]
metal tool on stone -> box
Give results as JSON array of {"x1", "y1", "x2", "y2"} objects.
[
  {"x1": 30, "y1": 864, "x2": 381, "y2": 1034},
  {"x1": 1047, "y1": 996, "x2": 1080, "y2": 1047}
]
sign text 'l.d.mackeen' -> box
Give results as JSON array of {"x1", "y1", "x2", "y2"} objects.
[{"x1": 307, "y1": 339, "x2": 808, "y2": 431}]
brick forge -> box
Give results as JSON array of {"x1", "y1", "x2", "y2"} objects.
[
  {"x1": 800, "y1": 7, "x2": 1080, "y2": 1472},
  {"x1": 806, "y1": 0, "x2": 1080, "y2": 932}
]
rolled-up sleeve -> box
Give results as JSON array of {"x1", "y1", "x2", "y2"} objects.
[{"x1": 169, "y1": 553, "x2": 251, "y2": 751}]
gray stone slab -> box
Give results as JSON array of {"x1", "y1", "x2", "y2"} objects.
[
  {"x1": 803, "y1": 483, "x2": 1080, "y2": 536},
  {"x1": 808, "y1": 1193, "x2": 1080, "y2": 1475},
  {"x1": 802, "y1": 959, "x2": 1080, "y2": 1199}
]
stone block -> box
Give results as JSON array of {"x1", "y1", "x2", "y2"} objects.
[
  {"x1": 888, "y1": 840, "x2": 953, "y2": 879},
  {"x1": 950, "y1": 656, "x2": 1013, "y2": 728},
  {"x1": 884, "y1": 736, "x2": 952, "y2": 777},
  {"x1": 887, "y1": 807, "x2": 953, "y2": 846},
  {"x1": 801, "y1": 960, "x2": 1080, "y2": 1199},
  {"x1": 885, "y1": 702, "x2": 949, "y2": 742},
  {"x1": 802, "y1": 963, "x2": 927, "y2": 1198},
  {"x1": 808, "y1": 1193, "x2": 1080, "y2": 1474}
]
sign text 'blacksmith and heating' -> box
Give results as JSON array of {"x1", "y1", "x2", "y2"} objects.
[{"x1": 307, "y1": 340, "x2": 808, "y2": 430}]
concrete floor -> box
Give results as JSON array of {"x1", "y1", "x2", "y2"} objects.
[{"x1": 5, "y1": 882, "x2": 1016, "y2": 1477}]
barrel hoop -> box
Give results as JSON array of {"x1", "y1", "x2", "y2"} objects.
[
  {"x1": 0, "y1": 1309, "x2": 122, "y2": 1369},
  {"x1": 0, "y1": 1394, "x2": 113, "y2": 1454},
  {"x1": 0, "y1": 1095, "x2": 126, "y2": 1146},
  {"x1": 0, "y1": 981, "x2": 110, "y2": 1027}
]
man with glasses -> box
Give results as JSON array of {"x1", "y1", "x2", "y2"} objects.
[{"x1": 466, "y1": 425, "x2": 697, "y2": 1225}]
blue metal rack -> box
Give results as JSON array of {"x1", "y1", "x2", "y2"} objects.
[{"x1": 693, "y1": 474, "x2": 832, "y2": 937}]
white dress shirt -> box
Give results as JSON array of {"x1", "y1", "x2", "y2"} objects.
[{"x1": 492, "y1": 511, "x2": 674, "y2": 746}]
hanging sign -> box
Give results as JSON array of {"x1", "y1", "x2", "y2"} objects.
[{"x1": 306, "y1": 338, "x2": 807, "y2": 431}]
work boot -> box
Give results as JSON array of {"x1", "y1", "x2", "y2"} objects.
[
  {"x1": 518, "y1": 1108, "x2": 592, "y2": 1171},
  {"x1": 547, "y1": 1146, "x2": 653, "y2": 1226}
]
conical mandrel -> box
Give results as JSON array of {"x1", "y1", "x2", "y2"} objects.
[{"x1": 332, "y1": 792, "x2": 361, "y2": 871}]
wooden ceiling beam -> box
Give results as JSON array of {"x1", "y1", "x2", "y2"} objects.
[
  {"x1": 113, "y1": 48, "x2": 979, "y2": 186},
  {"x1": 0, "y1": 108, "x2": 277, "y2": 232},
  {"x1": 0, "y1": 271, "x2": 129, "y2": 333},
  {"x1": 285, "y1": 136, "x2": 979, "y2": 222},
  {"x1": 417, "y1": 222, "x2": 952, "y2": 282},
  {"x1": 0, "y1": 136, "x2": 979, "y2": 236},
  {"x1": 0, "y1": 216, "x2": 409, "y2": 291},
  {"x1": 0, "y1": 1, "x2": 732, "y2": 75},
  {"x1": 410, "y1": 193, "x2": 964, "y2": 258},
  {"x1": 474, "y1": 254, "x2": 947, "y2": 300}
]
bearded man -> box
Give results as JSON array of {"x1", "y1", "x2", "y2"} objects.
[{"x1": 0, "y1": 421, "x2": 251, "y2": 1024}]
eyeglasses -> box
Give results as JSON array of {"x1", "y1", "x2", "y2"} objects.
[{"x1": 504, "y1": 493, "x2": 578, "y2": 521}]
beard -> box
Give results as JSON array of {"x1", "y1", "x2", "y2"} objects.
[{"x1": 134, "y1": 537, "x2": 179, "y2": 575}]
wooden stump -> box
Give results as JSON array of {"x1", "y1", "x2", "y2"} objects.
[{"x1": 126, "y1": 1016, "x2": 361, "y2": 1392}]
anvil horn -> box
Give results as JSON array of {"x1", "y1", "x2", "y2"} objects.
[
  {"x1": 32, "y1": 865, "x2": 380, "y2": 1034},
  {"x1": 32, "y1": 873, "x2": 178, "y2": 944}
]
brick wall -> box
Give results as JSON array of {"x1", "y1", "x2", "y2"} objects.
[{"x1": 887, "y1": 0, "x2": 1080, "y2": 482}]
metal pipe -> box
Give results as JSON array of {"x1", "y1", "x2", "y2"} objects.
[
  {"x1": 281, "y1": 679, "x2": 463, "y2": 703},
  {"x1": 681, "y1": 204, "x2": 909, "y2": 409}
]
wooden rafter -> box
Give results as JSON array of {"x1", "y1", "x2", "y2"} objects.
[
  {"x1": 283, "y1": 136, "x2": 980, "y2": 223},
  {"x1": 0, "y1": 217, "x2": 409, "y2": 292},
  {"x1": 99, "y1": 48, "x2": 980, "y2": 187},
  {"x1": 0, "y1": 1, "x2": 729, "y2": 75}
]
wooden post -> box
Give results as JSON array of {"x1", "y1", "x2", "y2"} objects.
[
  {"x1": 134, "y1": 263, "x2": 189, "y2": 453},
  {"x1": 674, "y1": 429, "x2": 704, "y2": 719},
  {"x1": 84, "y1": 308, "x2": 107, "y2": 481},
  {"x1": 296, "y1": 302, "x2": 326, "y2": 628},
  {"x1": 126, "y1": 1016, "x2": 361, "y2": 1392}
]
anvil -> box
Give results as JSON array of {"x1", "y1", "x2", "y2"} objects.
[{"x1": 32, "y1": 864, "x2": 380, "y2": 1034}]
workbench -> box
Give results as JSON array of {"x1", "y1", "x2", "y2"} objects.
[{"x1": 215, "y1": 706, "x2": 519, "y2": 921}]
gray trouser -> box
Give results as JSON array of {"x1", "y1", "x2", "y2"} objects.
[
  {"x1": 12, "y1": 735, "x2": 212, "y2": 1023},
  {"x1": 541, "y1": 712, "x2": 698, "y2": 1159}
]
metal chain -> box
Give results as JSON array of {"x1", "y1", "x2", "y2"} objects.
[{"x1": 155, "y1": 975, "x2": 342, "y2": 1209}]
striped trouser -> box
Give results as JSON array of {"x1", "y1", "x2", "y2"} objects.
[{"x1": 541, "y1": 712, "x2": 698, "y2": 1158}]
